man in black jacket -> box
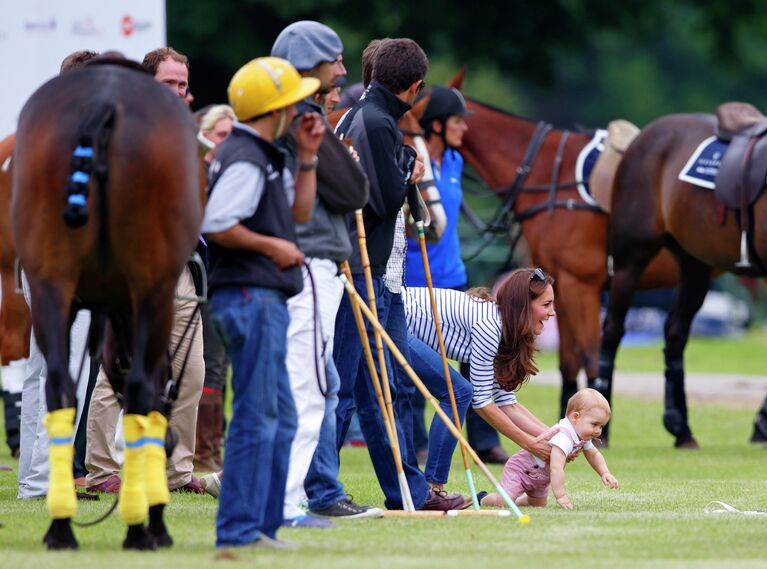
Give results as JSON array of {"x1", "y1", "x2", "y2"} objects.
[{"x1": 333, "y1": 38, "x2": 466, "y2": 511}]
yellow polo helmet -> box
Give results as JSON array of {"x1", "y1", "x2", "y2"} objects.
[{"x1": 227, "y1": 56, "x2": 320, "y2": 121}]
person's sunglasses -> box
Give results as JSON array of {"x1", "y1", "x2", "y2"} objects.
[
  {"x1": 530, "y1": 267, "x2": 545, "y2": 282},
  {"x1": 416, "y1": 80, "x2": 426, "y2": 95}
]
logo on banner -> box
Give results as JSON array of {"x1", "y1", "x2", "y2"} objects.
[
  {"x1": 121, "y1": 15, "x2": 153, "y2": 37},
  {"x1": 72, "y1": 17, "x2": 102, "y2": 37},
  {"x1": 24, "y1": 18, "x2": 56, "y2": 33}
]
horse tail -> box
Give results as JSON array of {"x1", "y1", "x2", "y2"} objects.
[{"x1": 63, "y1": 103, "x2": 116, "y2": 228}]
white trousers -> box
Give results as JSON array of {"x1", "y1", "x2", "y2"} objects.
[
  {"x1": 17, "y1": 306, "x2": 91, "y2": 499},
  {"x1": 283, "y1": 258, "x2": 343, "y2": 520}
]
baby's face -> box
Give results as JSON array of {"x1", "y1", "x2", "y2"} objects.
[{"x1": 571, "y1": 406, "x2": 610, "y2": 441}]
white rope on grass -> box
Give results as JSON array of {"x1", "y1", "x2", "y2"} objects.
[{"x1": 704, "y1": 501, "x2": 767, "y2": 516}]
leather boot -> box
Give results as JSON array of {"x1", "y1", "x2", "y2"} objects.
[{"x1": 193, "y1": 389, "x2": 223, "y2": 472}]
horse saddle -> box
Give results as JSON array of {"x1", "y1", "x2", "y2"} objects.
[{"x1": 714, "y1": 102, "x2": 767, "y2": 211}]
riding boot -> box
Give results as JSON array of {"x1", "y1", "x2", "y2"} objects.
[
  {"x1": 750, "y1": 393, "x2": 767, "y2": 443},
  {"x1": 2, "y1": 390, "x2": 22, "y2": 457},
  {"x1": 193, "y1": 390, "x2": 223, "y2": 473}
]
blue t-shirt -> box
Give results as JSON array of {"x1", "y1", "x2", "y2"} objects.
[{"x1": 405, "y1": 148, "x2": 467, "y2": 288}]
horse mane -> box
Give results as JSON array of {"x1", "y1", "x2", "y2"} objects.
[{"x1": 465, "y1": 96, "x2": 599, "y2": 135}]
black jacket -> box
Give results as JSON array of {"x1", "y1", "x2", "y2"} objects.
[{"x1": 335, "y1": 82, "x2": 416, "y2": 275}]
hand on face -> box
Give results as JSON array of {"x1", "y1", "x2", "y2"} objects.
[{"x1": 295, "y1": 111, "x2": 326, "y2": 157}]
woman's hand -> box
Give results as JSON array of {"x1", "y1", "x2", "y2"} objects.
[{"x1": 526, "y1": 426, "x2": 559, "y2": 461}]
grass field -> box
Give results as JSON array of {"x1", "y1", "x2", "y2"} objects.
[
  {"x1": 1, "y1": 376, "x2": 766, "y2": 568},
  {"x1": 536, "y1": 328, "x2": 767, "y2": 376}
]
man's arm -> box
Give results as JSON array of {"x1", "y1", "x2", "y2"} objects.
[
  {"x1": 292, "y1": 112, "x2": 325, "y2": 222},
  {"x1": 205, "y1": 224, "x2": 303, "y2": 269}
]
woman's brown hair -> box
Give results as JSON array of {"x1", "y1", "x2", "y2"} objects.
[{"x1": 485, "y1": 268, "x2": 554, "y2": 392}]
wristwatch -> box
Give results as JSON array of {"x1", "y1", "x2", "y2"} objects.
[{"x1": 298, "y1": 155, "x2": 319, "y2": 171}]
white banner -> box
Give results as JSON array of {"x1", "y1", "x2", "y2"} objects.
[{"x1": 0, "y1": 1, "x2": 167, "y2": 136}]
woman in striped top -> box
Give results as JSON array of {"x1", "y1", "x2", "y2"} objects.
[{"x1": 402, "y1": 267, "x2": 557, "y2": 479}]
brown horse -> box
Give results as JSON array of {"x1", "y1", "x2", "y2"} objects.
[
  {"x1": 12, "y1": 60, "x2": 202, "y2": 549},
  {"x1": 431, "y1": 72, "x2": 679, "y2": 439},
  {"x1": 598, "y1": 110, "x2": 767, "y2": 448},
  {"x1": 0, "y1": 133, "x2": 31, "y2": 366}
]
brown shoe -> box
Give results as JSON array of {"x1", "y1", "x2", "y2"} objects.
[
  {"x1": 420, "y1": 488, "x2": 469, "y2": 511},
  {"x1": 477, "y1": 445, "x2": 510, "y2": 465},
  {"x1": 87, "y1": 474, "x2": 121, "y2": 494},
  {"x1": 172, "y1": 475, "x2": 206, "y2": 494}
]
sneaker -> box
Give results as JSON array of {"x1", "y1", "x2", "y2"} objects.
[
  {"x1": 172, "y1": 475, "x2": 206, "y2": 494},
  {"x1": 312, "y1": 498, "x2": 384, "y2": 519},
  {"x1": 282, "y1": 514, "x2": 335, "y2": 529},
  {"x1": 199, "y1": 472, "x2": 221, "y2": 498},
  {"x1": 420, "y1": 488, "x2": 469, "y2": 511},
  {"x1": 87, "y1": 474, "x2": 121, "y2": 494}
]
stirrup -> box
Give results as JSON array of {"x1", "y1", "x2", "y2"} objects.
[{"x1": 735, "y1": 231, "x2": 752, "y2": 268}]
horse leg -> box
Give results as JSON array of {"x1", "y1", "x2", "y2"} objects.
[
  {"x1": 595, "y1": 254, "x2": 656, "y2": 446},
  {"x1": 30, "y1": 281, "x2": 78, "y2": 550},
  {"x1": 120, "y1": 292, "x2": 175, "y2": 550},
  {"x1": 661, "y1": 252, "x2": 710, "y2": 449},
  {"x1": 750, "y1": 393, "x2": 767, "y2": 443},
  {"x1": 553, "y1": 274, "x2": 606, "y2": 417}
]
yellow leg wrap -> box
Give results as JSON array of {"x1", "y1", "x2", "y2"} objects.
[
  {"x1": 44, "y1": 408, "x2": 77, "y2": 519},
  {"x1": 145, "y1": 411, "x2": 170, "y2": 507},
  {"x1": 118, "y1": 414, "x2": 149, "y2": 525}
]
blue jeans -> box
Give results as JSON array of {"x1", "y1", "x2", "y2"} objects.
[
  {"x1": 385, "y1": 291, "x2": 417, "y2": 467},
  {"x1": 406, "y1": 336, "x2": 472, "y2": 484},
  {"x1": 333, "y1": 275, "x2": 429, "y2": 510},
  {"x1": 210, "y1": 286, "x2": 297, "y2": 547},
  {"x1": 304, "y1": 354, "x2": 347, "y2": 511},
  {"x1": 412, "y1": 362, "x2": 501, "y2": 452}
]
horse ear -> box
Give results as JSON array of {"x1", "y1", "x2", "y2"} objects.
[{"x1": 449, "y1": 67, "x2": 466, "y2": 90}]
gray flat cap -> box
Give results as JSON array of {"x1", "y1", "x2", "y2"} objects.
[{"x1": 271, "y1": 20, "x2": 343, "y2": 71}]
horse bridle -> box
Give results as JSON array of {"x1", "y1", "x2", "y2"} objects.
[{"x1": 462, "y1": 120, "x2": 605, "y2": 262}]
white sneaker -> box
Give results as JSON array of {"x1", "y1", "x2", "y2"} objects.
[{"x1": 199, "y1": 472, "x2": 221, "y2": 498}]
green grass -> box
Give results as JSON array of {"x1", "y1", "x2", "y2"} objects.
[
  {"x1": 536, "y1": 328, "x2": 767, "y2": 375},
  {"x1": 1, "y1": 382, "x2": 766, "y2": 568}
]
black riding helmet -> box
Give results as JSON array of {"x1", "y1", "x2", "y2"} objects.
[{"x1": 418, "y1": 86, "x2": 472, "y2": 133}]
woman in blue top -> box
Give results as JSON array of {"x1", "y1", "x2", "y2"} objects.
[{"x1": 405, "y1": 87, "x2": 507, "y2": 464}]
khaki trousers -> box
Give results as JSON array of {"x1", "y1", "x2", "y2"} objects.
[{"x1": 85, "y1": 267, "x2": 204, "y2": 489}]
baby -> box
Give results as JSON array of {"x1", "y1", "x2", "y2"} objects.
[{"x1": 480, "y1": 388, "x2": 618, "y2": 509}]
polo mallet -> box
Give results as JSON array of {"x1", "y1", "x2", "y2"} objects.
[
  {"x1": 352, "y1": 211, "x2": 415, "y2": 512},
  {"x1": 412, "y1": 211, "x2": 479, "y2": 510},
  {"x1": 339, "y1": 261, "x2": 414, "y2": 512},
  {"x1": 339, "y1": 273, "x2": 530, "y2": 523}
]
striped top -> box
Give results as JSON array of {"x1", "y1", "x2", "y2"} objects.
[{"x1": 402, "y1": 287, "x2": 518, "y2": 409}]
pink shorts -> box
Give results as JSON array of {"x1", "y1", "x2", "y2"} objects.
[{"x1": 500, "y1": 450, "x2": 550, "y2": 500}]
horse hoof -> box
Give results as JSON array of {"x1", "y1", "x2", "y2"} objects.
[
  {"x1": 43, "y1": 519, "x2": 78, "y2": 550},
  {"x1": 148, "y1": 504, "x2": 173, "y2": 547},
  {"x1": 148, "y1": 524, "x2": 173, "y2": 548},
  {"x1": 123, "y1": 524, "x2": 157, "y2": 551},
  {"x1": 674, "y1": 436, "x2": 700, "y2": 449}
]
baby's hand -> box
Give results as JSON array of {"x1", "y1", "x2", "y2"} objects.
[
  {"x1": 602, "y1": 472, "x2": 619, "y2": 489},
  {"x1": 556, "y1": 495, "x2": 573, "y2": 510}
]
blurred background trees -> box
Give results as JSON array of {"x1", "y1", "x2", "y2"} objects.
[{"x1": 169, "y1": 0, "x2": 767, "y2": 128}]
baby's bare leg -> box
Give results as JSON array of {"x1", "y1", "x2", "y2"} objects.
[
  {"x1": 480, "y1": 492, "x2": 516, "y2": 507},
  {"x1": 516, "y1": 494, "x2": 548, "y2": 507}
]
